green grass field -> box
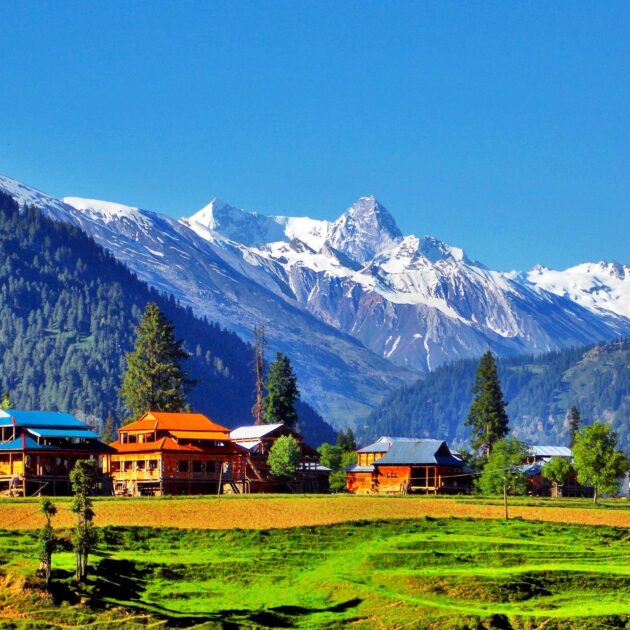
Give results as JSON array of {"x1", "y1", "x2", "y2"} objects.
[{"x1": 2, "y1": 515, "x2": 630, "y2": 628}]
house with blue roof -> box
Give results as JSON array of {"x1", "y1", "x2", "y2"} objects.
[
  {"x1": 519, "y1": 445, "x2": 594, "y2": 498},
  {"x1": 0, "y1": 410, "x2": 112, "y2": 496},
  {"x1": 346, "y1": 436, "x2": 472, "y2": 495}
]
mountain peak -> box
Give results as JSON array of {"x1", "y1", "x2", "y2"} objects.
[
  {"x1": 326, "y1": 196, "x2": 403, "y2": 264},
  {"x1": 188, "y1": 197, "x2": 233, "y2": 230},
  {"x1": 186, "y1": 199, "x2": 286, "y2": 247}
]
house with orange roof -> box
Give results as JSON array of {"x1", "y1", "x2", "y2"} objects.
[{"x1": 108, "y1": 411, "x2": 247, "y2": 495}]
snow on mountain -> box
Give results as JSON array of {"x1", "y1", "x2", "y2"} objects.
[
  {"x1": 1, "y1": 177, "x2": 414, "y2": 426},
  {"x1": 183, "y1": 198, "x2": 331, "y2": 251},
  {"x1": 528, "y1": 261, "x2": 630, "y2": 320},
  {"x1": 326, "y1": 195, "x2": 403, "y2": 264},
  {"x1": 0, "y1": 174, "x2": 77, "y2": 223},
  {"x1": 2, "y1": 172, "x2": 629, "y2": 425},
  {"x1": 184, "y1": 198, "x2": 287, "y2": 247}
]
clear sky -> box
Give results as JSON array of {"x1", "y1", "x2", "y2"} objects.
[{"x1": 0, "y1": 1, "x2": 628, "y2": 270}]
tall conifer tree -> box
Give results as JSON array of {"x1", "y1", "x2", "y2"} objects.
[
  {"x1": 465, "y1": 351, "x2": 509, "y2": 458},
  {"x1": 263, "y1": 353, "x2": 299, "y2": 428},
  {"x1": 120, "y1": 303, "x2": 192, "y2": 418},
  {"x1": 567, "y1": 406, "x2": 581, "y2": 447}
]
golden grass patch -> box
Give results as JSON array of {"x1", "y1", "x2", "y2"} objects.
[{"x1": 1, "y1": 495, "x2": 630, "y2": 531}]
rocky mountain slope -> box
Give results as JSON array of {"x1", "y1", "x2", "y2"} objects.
[
  {"x1": 0, "y1": 189, "x2": 336, "y2": 444},
  {"x1": 0, "y1": 176, "x2": 415, "y2": 427},
  {"x1": 1, "y1": 173, "x2": 628, "y2": 428}
]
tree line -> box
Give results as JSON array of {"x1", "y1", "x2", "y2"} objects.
[
  {"x1": 465, "y1": 351, "x2": 629, "y2": 516},
  {"x1": 359, "y1": 339, "x2": 630, "y2": 450},
  {"x1": 0, "y1": 190, "x2": 334, "y2": 446}
]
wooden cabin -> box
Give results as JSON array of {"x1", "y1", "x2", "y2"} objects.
[
  {"x1": 346, "y1": 436, "x2": 398, "y2": 493},
  {"x1": 347, "y1": 436, "x2": 471, "y2": 495},
  {"x1": 520, "y1": 445, "x2": 592, "y2": 497},
  {"x1": 108, "y1": 412, "x2": 247, "y2": 495},
  {"x1": 229, "y1": 423, "x2": 329, "y2": 493},
  {"x1": 0, "y1": 409, "x2": 111, "y2": 496}
]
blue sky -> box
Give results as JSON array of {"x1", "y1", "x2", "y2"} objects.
[{"x1": 0, "y1": 1, "x2": 628, "y2": 270}]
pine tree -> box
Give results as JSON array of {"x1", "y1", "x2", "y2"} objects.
[
  {"x1": 263, "y1": 353, "x2": 299, "y2": 428},
  {"x1": 120, "y1": 303, "x2": 193, "y2": 419},
  {"x1": 101, "y1": 411, "x2": 115, "y2": 443},
  {"x1": 465, "y1": 351, "x2": 509, "y2": 458},
  {"x1": 252, "y1": 324, "x2": 267, "y2": 425},
  {"x1": 567, "y1": 406, "x2": 581, "y2": 447},
  {"x1": 337, "y1": 428, "x2": 357, "y2": 452}
]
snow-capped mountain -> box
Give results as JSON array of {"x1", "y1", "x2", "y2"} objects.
[
  {"x1": 528, "y1": 262, "x2": 630, "y2": 320},
  {"x1": 0, "y1": 175, "x2": 414, "y2": 427},
  {"x1": 2, "y1": 172, "x2": 629, "y2": 427}
]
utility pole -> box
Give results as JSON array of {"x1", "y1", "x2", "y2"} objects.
[{"x1": 252, "y1": 324, "x2": 267, "y2": 425}]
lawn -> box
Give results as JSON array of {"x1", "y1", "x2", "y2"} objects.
[{"x1": 1, "y1": 516, "x2": 630, "y2": 628}]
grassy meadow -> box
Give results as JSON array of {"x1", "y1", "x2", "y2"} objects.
[{"x1": 1, "y1": 497, "x2": 630, "y2": 628}]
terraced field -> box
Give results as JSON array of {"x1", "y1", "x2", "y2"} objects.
[{"x1": 1, "y1": 516, "x2": 630, "y2": 628}]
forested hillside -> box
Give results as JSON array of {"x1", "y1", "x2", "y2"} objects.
[
  {"x1": 0, "y1": 191, "x2": 335, "y2": 445},
  {"x1": 359, "y1": 339, "x2": 630, "y2": 450}
]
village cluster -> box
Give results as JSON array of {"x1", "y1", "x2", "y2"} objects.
[{"x1": 0, "y1": 408, "x2": 598, "y2": 498}]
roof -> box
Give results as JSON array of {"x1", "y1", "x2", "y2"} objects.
[
  {"x1": 0, "y1": 434, "x2": 113, "y2": 453},
  {"x1": 230, "y1": 424, "x2": 285, "y2": 440},
  {"x1": 373, "y1": 439, "x2": 462, "y2": 467},
  {"x1": 357, "y1": 436, "x2": 418, "y2": 453},
  {"x1": 530, "y1": 445, "x2": 573, "y2": 458},
  {"x1": 110, "y1": 437, "x2": 246, "y2": 455},
  {"x1": 346, "y1": 464, "x2": 375, "y2": 473},
  {"x1": 0, "y1": 435, "x2": 45, "y2": 451},
  {"x1": 169, "y1": 430, "x2": 229, "y2": 440},
  {"x1": 519, "y1": 462, "x2": 545, "y2": 477},
  {"x1": 0, "y1": 410, "x2": 90, "y2": 429},
  {"x1": 28, "y1": 428, "x2": 100, "y2": 439},
  {"x1": 120, "y1": 412, "x2": 230, "y2": 434}
]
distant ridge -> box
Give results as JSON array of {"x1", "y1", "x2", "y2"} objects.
[{"x1": 359, "y1": 338, "x2": 630, "y2": 451}]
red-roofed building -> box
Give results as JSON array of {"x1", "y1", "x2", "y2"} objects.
[{"x1": 108, "y1": 412, "x2": 247, "y2": 495}]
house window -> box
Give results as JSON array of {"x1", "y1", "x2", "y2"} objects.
[
  {"x1": 136, "y1": 460, "x2": 145, "y2": 471},
  {"x1": 111, "y1": 461, "x2": 121, "y2": 473},
  {"x1": 148, "y1": 460, "x2": 158, "y2": 471},
  {"x1": 206, "y1": 461, "x2": 217, "y2": 473},
  {"x1": 178, "y1": 460, "x2": 189, "y2": 473},
  {"x1": 123, "y1": 461, "x2": 132, "y2": 472},
  {"x1": 192, "y1": 460, "x2": 203, "y2": 473}
]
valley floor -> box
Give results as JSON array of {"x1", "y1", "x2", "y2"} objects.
[{"x1": 1, "y1": 515, "x2": 630, "y2": 628}]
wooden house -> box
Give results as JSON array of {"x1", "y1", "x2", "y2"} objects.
[
  {"x1": 229, "y1": 423, "x2": 329, "y2": 493},
  {"x1": 520, "y1": 445, "x2": 591, "y2": 497},
  {"x1": 0, "y1": 409, "x2": 111, "y2": 496},
  {"x1": 347, "y1": 436, "x2": 471, "y2": 494},
  {"x1": 108, "y1": 412, "x2": 247, "y2": 496}
]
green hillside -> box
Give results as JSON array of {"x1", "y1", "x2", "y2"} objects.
[
  {"x1": 0, "y1": 190, "x2": 335, "y2": 445},
  {"x1": 359, "y1": 339, "x2": 630, "y2": 450}
]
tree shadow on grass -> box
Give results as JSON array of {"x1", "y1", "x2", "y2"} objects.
[{"x1": 87, "y1": 558, "x2": 364, "y2": 628}]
